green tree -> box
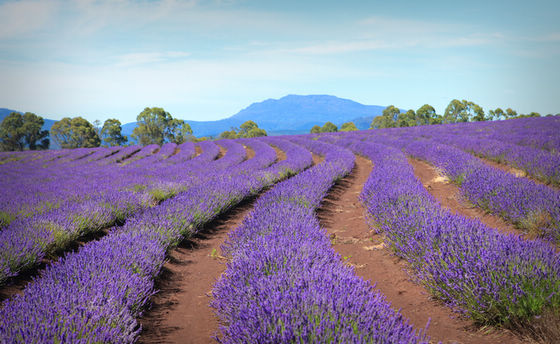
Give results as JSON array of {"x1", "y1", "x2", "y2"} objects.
[
  {"x1": 443, "y1": 99, "x2": 485, "y2": 123},
  {"x1": 340, "y1": 122, "x2": 358, "y2": 132},
  {"x1": 0, "y1": 112, "x2": 25, "y2": 151},
  {"x1": 50, "y1": 117, "x2": 101, "y2": 148},
  {"x1": 416, "y1": 104, "x2": 438, "y2": 125},
  {"x1": 505, "y1": 108, "x2": 518, "y2": 119},
  {"x1": 219, "y1": 130, "x2": 238, "y2": 139},
  {"x1": 397, "y1": 110, "x2": 417, "y2": 127},
  {"x1": 131, "y1": 107, "x2": 192, "y2": 145},
  {"x1": 321, "y1": 121, "x2": 338, "y2": 133},
  {"x1": 488, "y1": 108, "x2": 505, "y2": 121},
  {"x1": 22, "y1": 112, "x2": 49, "y2": 150},
  {"x1": 370, "y1": 105, "x2": 399, "y2": 129},
  {"x1": 0, "y1": 112, "x2": 49, "y2": 151},
  {"x1": 101, "y1": 119, "x2": 127, "y2": 146},
  {"x1": 310, "y1": 125, "x2": 322, "y2": 134}
]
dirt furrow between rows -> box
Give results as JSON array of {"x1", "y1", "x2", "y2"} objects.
[
  {"x1": 317, "y1": 155, "x2": 522, "y2": 344},
  {"x1": 137, "y1": 196, "x2": 256, "y2": 344},
  {"x1": 408, "y1": 157, "x2": 522, "y2": 237}
]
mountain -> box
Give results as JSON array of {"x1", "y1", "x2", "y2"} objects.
[
  {"x1": 3, "y1": 95, "x2": 388, "y2": 145},
  {"x1": 123, "y1": 95, "x2": 385, "y2": 138}
]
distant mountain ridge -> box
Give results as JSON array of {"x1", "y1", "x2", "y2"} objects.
[{"x1": 2, "y1": 95, "x2": 388, "y2": 143}]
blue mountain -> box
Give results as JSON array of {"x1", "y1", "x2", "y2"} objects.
[
  {"x1": 3, "y1": 95, "x2": 388, "y2": 145},
  {"x1": 123, "y1": 95, "x2": 384, "y2": 137}
]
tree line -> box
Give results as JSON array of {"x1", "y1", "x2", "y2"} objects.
[
  {"x1": 309, "y1": 99, "x2": 557, "y2": 133},
  {"x1": 0, "y1": 107, "x2": 267, "y2": 151},
  {"x1": 1, "y1": 99, "x2": 557, "y2": 151}
]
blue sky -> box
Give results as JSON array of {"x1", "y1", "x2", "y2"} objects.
[{"x1": 1, "y1": 0, "x2": 559, "y2": 124}]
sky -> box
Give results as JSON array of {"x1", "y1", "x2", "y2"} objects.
[{"x1": 1, "y1": 0, "x2": 559, "y2": 123}]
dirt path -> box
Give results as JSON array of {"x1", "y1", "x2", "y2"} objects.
[
  {"x1": 138, "y1": 198, "x2": 255, "y2": 344},
  {"x1": 408, "y1": 158, "x2": 521, "y2": 237},
  {"x1": 476, "y1": 155, "x2": 559, "y2": 191},
  {"x1": 138, "y1": 145, "x2": 291, "y2": 343},
  {"x1": 194, "y1": 145, "x2": 202, "y2": 157},
  {"x1": 317, "y1": 155, "x2": 523, "y2": 344}
]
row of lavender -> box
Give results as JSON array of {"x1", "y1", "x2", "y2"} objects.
[
  {"x1": 0, "y1": 141, "x2": 210, "y2": 286},
  {"x1": 394, "y1": 117, "x2": 560, "y2": 186},
  {"x1": 323, "y1": 136, "x2": 560, "y2": 332},
  {"x1": 213, "y1": 138, "x2": 428, "y2": 343},
  {"x1": 0, "y1": 138, "x2": 314, "y2": 343},
  {"x1": 0, "y1": 141, "x2": 195, "y2": 227},
  {"x1": 335, "y1": 122, "x2": 560, "y2": 244}
]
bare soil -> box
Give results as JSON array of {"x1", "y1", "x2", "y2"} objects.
[
  {"x1": 408, "y1": 158, "x2": 522, "y2": 237},
  {"x1": 317, "y1": 155, "x2": 524, "y2": 344},
  {"x1": 138, "y1": 197, "x2": 256, "y2": 344},
  {"x1": 138, "y1": 144, "x2": 292, "y2": 343},
  {"x1": 244, "y1": 146, "x2": 255, "y2": 159},
  {"x1": 194, "y1": 145, "x2": 202, "y2": 157},
  {"x1": 273, "y1": 146, "x2": 286, "y2": 161}
]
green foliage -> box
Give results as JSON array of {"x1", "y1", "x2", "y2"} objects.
[
  {"x1": 50, "y1": 117, "x2": 101, "y2": 149},
  {"x1": 0, "y1": 112, "x2": 49, "y2": 151},
  {"x1": 339, "y1": 122, "x2": 358, "y2": 132},
  {"x1": 131, "y1": 107, "x2": 193, "y2": 145},
  {"x1": 219, "y1": 120, "x2": 267, "y2": 139},
  {"x1": 397, "y1": 110, "x2": 417, "y2": 127},
  {"x1": 321, "y1": 121, "x2": 338, "y2": 133},
  {"x1": 101, "y1": 118, "x2": 127, "y2": 146},
  {"x1": 443, "y1": 99, "x2": 485, "y2": 123},
  {"x1": 370, "y1": 105, "x2": 400, "y2": 129},
  {"x1": 416, "y1": 104, "x2": 440, "y2": 125},
  {"x1": 310, "y1": 125, "x2": 322, "y2": 134}
]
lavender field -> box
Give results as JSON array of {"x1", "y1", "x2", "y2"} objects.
[{"x1": 0, "y1": 116, "x2": 559, "y2": 343}]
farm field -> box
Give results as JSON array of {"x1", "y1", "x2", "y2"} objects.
[{"x1": 0, "y1": 116, "x2": 559, "y2": 343}]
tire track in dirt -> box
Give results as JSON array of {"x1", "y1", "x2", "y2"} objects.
[
  {"x1": 408, "y1": 157, "x2": 522, "y2": 237},
  {"x1": 317, "y1": 155, "x2": 523, "y2": 344}
]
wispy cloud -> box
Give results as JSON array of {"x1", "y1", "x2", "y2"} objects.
[{"x1": 115, "y1": 51, "x2": 191, "y2": 67}]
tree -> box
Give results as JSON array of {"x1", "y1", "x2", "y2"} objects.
[
  {"x1": 219, "y1": 120, "x2": 267, "y2": 139},
  {"x1": 0, "y1": 112, "x2": 24, "y2": 151},
  {"x1": 101, "y1": 119, "x2": 128, "y2": 146},
  {"x1": 22, "y1": 112, "x2": 49, "y2": 150},
  {"x1": 340, "y1": 122, "x2": 358, "y2": 132},
  {"x1": 51, "y1": 117, "x2": 101, "y2": 149},
  {"x1": 397, "y1": 110, "x2": 417, "y2": 127},
  {"x1": 131, "y1": 107, "x2": 193, "y2": 145},
  {"x1": 505, "y1": 108, "x2": 518, "y2": 119},
  {"x1": 0, "y1": 112, "x2": 49, "y2": 151},
  {"x1": 310, "y1": 125, "x2": 321, "y2": 134},
  {"x1": 321, "y1": 121, "x2": 338, "y2": 133},
  {"x1": 416, "y1": 104, "x2": 438, "y2": 125},
  {"x1": 219, "y1": 129, "x2": 238, "y2": 139},
  {"x1": 443, "y1": 99, "x2": 485, "y2": 123},
  {"x1": 488, "y1": 108, "x2": 505, "y2": 121},
  {"x1": 370, "y1": 105, "x2": 399, "y2": 129}
]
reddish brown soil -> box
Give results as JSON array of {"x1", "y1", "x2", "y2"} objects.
[
  {"x1": 194, "y1": 145, "x2": 202, "y2": 157},
  {"x1": 273, "y1": 146, "x2": 286, "y2": 161},
  {"x1": 216, "y1": 145, "x2": 226, "y2": 160},
  {"x1": 138, "y1": 200, "x2": 255, "y2": 344},
  {"x1": 244, "y1": 146, "x2": 255, "y2": 159},
  {"x1": 477, "y1": 156, "x2": 559, "y2": 191},
  {"x1": 312, "y1": 153, "x2": 324, "y2": 165},
  {"x1": 317, "y1": 155, "x2": 524, "y2": 344},
  {"x1": 408, "y1": 158, "x2": 522, "y2": 237}
]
